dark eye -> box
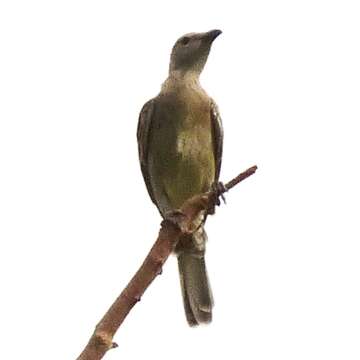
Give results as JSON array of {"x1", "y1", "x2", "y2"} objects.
[{"x1": 181, "y1": 37, "x2": 190, "y2": 46}]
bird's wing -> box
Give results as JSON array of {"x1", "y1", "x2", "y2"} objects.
[
  {"x1": 137, "y1": 98, "x2": 158, "y2": 206},
  {"x1": 210, "y1": 99, "x2": 224, "y2": 181}
]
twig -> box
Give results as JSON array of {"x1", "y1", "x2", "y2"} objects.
[{"x1": 76, "y1": 165, "x2": 257, "y2": 360}]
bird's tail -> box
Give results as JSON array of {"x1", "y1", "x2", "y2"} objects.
[{"x1": 176, "y1": 227, "x2": 213, "y2": 326}]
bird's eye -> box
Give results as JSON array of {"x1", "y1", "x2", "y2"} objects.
[{"x1": 181, "y1": 37, "x2": 190, "y2": 46}]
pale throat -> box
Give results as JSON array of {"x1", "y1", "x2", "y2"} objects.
[
  {"x1": 167, "y1": 68, "x2": 201, "y2": 83},
  {"x1": 162, "y1": 71, "x2": 206, "y2": 97}
]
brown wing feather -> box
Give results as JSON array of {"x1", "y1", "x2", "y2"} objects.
[
  {"x1": 137, "y1": 99, "x2": 158, "y2": 205},
  {"x1": 210, "y1": 100, "x2": 224, "y2": 182}
]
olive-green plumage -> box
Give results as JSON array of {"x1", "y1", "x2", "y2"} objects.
[{"x1": 137, "y1": 30, "x2": 223, "y2": 326}]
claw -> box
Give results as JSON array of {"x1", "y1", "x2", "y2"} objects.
[
  {"x1": 218, "y1": 182, "x2": 227, "y2": 204},
  {"x1": 211, "y1": 181, "x2": 227, "y2": 206}
]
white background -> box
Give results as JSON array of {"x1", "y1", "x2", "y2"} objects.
[{"x1": 1, "y1": 1, "x2": 359, "y2": 359}]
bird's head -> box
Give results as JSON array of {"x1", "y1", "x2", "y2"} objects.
[{"x1": 169, "y1": 29, "x2": 222, "y2": 77}]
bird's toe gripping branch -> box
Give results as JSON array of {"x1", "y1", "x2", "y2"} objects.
[
  {"x1": 208, "y1": 181, "x2": 227, "y2": 214},
  {"x1": 163, "y1": 209, "x2": 190, "y2": 234}
]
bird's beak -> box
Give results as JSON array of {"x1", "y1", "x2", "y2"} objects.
[{"x1": 203, "y1": 29, "x2": 222, "y2": 42}]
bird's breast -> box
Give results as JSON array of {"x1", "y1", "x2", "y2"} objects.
[{"x1": 151, "y1": 95, "x2": 215, "y2": 209}]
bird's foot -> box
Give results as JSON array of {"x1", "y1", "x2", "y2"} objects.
[
  {"x1": 208, "y1": 181, "x2": 227, "y2": 214},
  {"x1": 163, "y1": 209, "x2": 188, "y2": 233}
]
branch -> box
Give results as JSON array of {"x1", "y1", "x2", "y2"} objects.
[{"x1": 76, "y1": 165, "x2": 257, "y2": 360}]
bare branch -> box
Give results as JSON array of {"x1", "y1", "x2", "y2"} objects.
[{"x1": 76, "y1": 165, "x2": 257, "y2": 360}]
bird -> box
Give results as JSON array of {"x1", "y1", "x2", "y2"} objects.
[{"x1": 137, "y1": 29, "x2": 223, "y2": 326}]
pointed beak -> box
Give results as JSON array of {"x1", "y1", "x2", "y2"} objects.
[{"x1": 204, "y1": 29, "x2": 222, "y2": 42}]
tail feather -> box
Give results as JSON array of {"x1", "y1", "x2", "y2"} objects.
[
  {"x1": 177, "y1": 230, "x2": 213, "y2": 326},
  {"x1": 177, "y1": 261, "x2": 198, "y2": 327}
]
